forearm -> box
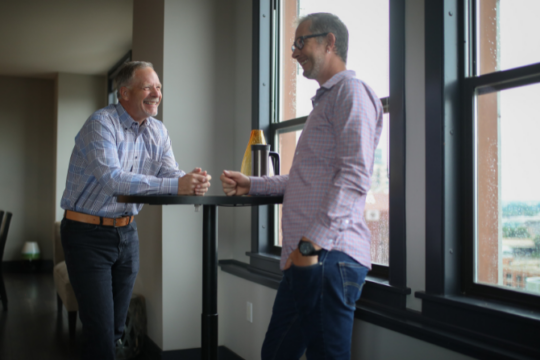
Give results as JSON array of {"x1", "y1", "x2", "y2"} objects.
[{"x1": 248, "y1": 174, "x2": 289, "y2": 196}]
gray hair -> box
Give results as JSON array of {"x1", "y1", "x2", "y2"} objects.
[
  {"x1": 298, "y1": 13, "x2": 349, "y2": 63},
  {"x1": 113, "y1": 61, "x2": 154, "y2": 98}
]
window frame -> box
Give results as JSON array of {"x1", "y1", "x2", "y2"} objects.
[
  {"x1": 461, "y1": 13, "x2": 540, "y2": 309},
  {"x1": 419, "y1": 0, "x2": 540, "y2": 357},
  {"x1": 222, "y1": 1, "x2": 540, "y2": 358},
  {"x1": 246, "y1": 0, "x2": 409, "y2": 307}
]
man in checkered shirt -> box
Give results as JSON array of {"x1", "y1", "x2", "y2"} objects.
[
  {"x1": 220, "y1": 13, "x2": 383, "y2": 360},
  {"x1": 60, "y1": 61, "x2": 211, "y2": 360}
]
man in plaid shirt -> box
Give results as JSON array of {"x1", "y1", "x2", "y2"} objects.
[
  {"x1": 220, "y1": 13, "x2": 383, "y2": 359},
  {"x1": 60, "y1": 61, "x2": 211, "y2": 360}
]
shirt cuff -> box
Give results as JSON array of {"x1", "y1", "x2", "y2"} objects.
[
  {"x1": 159, "y1": 177, "x2": 179, "y2": 195},
  {"x1": 248, "y1": 176, "x2": 266, "y2": 195}
]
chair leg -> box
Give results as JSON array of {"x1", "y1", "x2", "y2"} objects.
[
  {"x1": 0, "y1": 275, "x2": 7, "y2": 312},
  {"x1": 68, "y1": 311, "x2": 77, "y2": 338},
  {"x1": 57, "y1": 294, "x2": 63, "y2": 313}
]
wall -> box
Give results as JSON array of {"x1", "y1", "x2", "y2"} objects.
[
  {"x1": 0, "y1": 76, "x2": 55, "y2": 261},
  {"x1": 131, "y1": 0, "x2": 237, "y2": 351},
  {"x1": 161, "y1": 0, "x2": 236, "y2": 350},
  {"x1": 55, "y1": 73, "x2": 106, "y2": 222},
  {"x1": 131, "y1": 0, "x2": 166, "y2": 347}
]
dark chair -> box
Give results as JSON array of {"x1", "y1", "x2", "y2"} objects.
[{"x1": 0, "y1": 211, "x2": 13, "y2": 311}]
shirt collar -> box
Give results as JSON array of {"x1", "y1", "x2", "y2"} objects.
[
  {"x1": 312, "y1": 70, "x2": 356, "y2": 101},
  {"x1": 116, "y1": 103, "x2": 151, "y2": 130},
  {"x1": 321, "y1": 69, "x2": 356, "y2": 90}
]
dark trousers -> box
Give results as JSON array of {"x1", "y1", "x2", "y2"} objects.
[
  {"x1": 61, "y1": 218, "x2": 139, "y2": 360},
  {"x1": 261, "y1": 250, "x2": 368, "y2": 360}
]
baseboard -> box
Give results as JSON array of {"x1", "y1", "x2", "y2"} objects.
[
  {"x1": 1, "y1": 260, "x2": 53, "y2": 273},
  {"x1": 142, "y1": 335, "x2": 244, "y2": 360}
]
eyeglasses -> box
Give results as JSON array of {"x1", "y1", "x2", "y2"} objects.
[{"x1": 291, "y1": 33, "x2": 329, "y2": 52}]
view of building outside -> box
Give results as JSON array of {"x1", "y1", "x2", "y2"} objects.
[
  {"x1": 475, "y1": 0, "x2": 540, "y2": 295},
  {"x1": 275, "y1": 0, "x2": 390, "y2": 265}
]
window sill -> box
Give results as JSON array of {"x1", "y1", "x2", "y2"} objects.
[
  {"x1": 355, "y1": 299, "x2": 540, "y2": 360},
  {"x1": 415, "y1": 291, "x2": 540, "y2": 357},
  {"x1": 219, "y1": 256, "x2": 410, "y2": 308}
]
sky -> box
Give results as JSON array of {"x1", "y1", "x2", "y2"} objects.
[{"x1": 497, "y1": 0, "x2": 540, "y2": 202}]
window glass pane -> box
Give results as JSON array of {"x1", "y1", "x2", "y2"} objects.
[
  {"x1": 476, "y1": 0, "x2": 540, "y2": 76},
  {"x1": 278, "y1": 0, "x2": 389, "y2": 122},
  {"x1": 275, "y1": 128, "x2": 303, "y2": 247},
  {"x1": 368, "y1": 113, "x2": 389, "y2": 266},
  {"x1": 475, "y1": 83, "x2": 540, "y2": 295}
]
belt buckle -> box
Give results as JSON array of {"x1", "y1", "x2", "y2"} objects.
[{"x1": 113, "y1": 218, "x2": 118, "y2": 227}]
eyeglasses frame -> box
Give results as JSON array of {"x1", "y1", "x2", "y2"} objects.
[{"x1": 291, "y1": 33, "x2": 329, "y2": 52}]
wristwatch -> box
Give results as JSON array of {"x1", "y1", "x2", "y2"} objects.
[{"x1": 298, "y1": 239, "x2": 323, "y2": 257}]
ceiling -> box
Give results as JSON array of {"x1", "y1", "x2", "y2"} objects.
[{"x1": 0, "y1": 0, "x2": 133, "y2": 78}]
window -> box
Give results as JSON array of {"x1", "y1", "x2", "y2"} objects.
[
  {"x1": 463, "y1": 0, "x2": 540, "y2": 305},
  {"x1": 247, "y1": 0, "x2": 407, "y2": 298},
  {"x1": 421, "y1": 0, "x2": 540, "y2": 357},
  {"x1": 267, "y1": 0, "x2": 391, "y2": 266}
]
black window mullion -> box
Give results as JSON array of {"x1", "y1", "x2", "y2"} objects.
[{"x1": 388, "y1": 0, "x2": 406, "y2": 288}]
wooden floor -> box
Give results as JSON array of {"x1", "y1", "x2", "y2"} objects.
[{"x1": 0, "y1": 272, "x2": 147, "y2": 360}]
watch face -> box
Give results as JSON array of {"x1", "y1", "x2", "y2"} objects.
[{"x1": 299, "y1": 241, "x2": 313, "y2": 255}]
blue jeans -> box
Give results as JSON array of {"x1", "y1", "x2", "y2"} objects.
[
  {"x1": 261, "y1": 250, "x2": 368, "y2": 360},
  {"x1": 61, "y1": 218, "x2": 139, "y2": 360}
]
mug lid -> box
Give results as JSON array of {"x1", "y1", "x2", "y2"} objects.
[{"x1": 251, "y1": 144, "x2": 271, "y2": 150}]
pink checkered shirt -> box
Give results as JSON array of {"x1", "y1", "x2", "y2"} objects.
[{"x1": 249, "y1": 70, "x2": 383, "y2": 270}]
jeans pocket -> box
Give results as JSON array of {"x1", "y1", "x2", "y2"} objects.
[{"x1": 338, "y1": 262, "x2": 367, "y2": 309}]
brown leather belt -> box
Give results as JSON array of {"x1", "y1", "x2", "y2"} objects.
[{"x1": 65, "y1": 210, "x2": 134, "y2": 227}]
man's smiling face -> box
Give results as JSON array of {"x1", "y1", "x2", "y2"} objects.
[
  {"x1": 292, "y1": 20, "x2": 327, "y2": 81},
  {"x1": 120, "y1": 67, "x2": 162, "y2": 123}
]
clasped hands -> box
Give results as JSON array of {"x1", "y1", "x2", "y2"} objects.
[{"x1": 178, "y1": 168, "x2": 212, "y2": 196}]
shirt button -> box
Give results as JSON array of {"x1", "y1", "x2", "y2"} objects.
[
  {"x1": 296, "y1": 152, "x2": 299, "y2": 155},
  {"x1": 345, "y1": 220, "x2": 349, "y2": 224}
]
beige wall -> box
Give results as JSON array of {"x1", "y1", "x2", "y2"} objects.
[
  {"x1": 0, "y1": 76, "x2": 55, "y2": 261},
  {"x1": 55, "y1": 73, "x2": 107, "y2": 222}
]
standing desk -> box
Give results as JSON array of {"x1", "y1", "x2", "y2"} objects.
[{"x1": 117, "y1": 195, "x2": 283, "y2": 360}]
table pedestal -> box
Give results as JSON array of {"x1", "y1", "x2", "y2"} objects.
[{"x1": 202, "y1": 205, "x2": 218, "y2": 360}]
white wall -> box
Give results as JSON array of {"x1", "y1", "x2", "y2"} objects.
[
  {"x1": 55, "y1": 73, "x2": 106, "y2": 222},
  {"x1": 161, "y1": 0, "x2": 236, "y2": 350},
  {"x1": 131, "y1": 0, "x2": 237, "y2": 351},
  {"x1": 0, "y1": 76, "x2": 55, "y2": 261},
  {"x1": 131, "y1": 0, "x2": 166, "y2": 347}
]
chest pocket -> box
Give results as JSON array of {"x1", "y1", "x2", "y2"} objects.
[{"x1": 140, "y1": 158, "x2": 162, "y2": 176}]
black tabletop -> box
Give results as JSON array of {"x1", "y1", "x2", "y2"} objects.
[{"x1": 116, "y1": 195, "x2": 283, "y2": 206}]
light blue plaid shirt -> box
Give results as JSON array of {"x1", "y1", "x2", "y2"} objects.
[{"x1": 61, "y1": 103, "x2": 184, "y2": 218}]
